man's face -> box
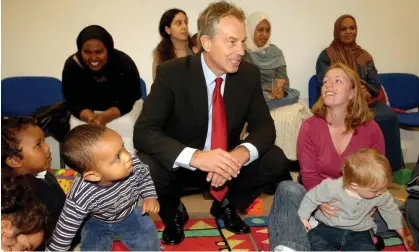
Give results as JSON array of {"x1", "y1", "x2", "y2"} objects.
[{"x1": 202, "y1": 15, "x2": 246, "y2": 76}]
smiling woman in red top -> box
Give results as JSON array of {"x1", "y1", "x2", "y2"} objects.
[
  {"x1": 299, "y1": 62, "x2": 384, "y2": 191},
  {"x1": 268, "y1": 63, "x2": 385, "y2": 251}
]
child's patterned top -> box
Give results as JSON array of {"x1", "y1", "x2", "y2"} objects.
[{"x1": 46, "y1": 155, "x2": 157, "y2": 251}]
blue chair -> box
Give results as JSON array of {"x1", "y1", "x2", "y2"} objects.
[
  {"x1": 140, "y1": 78, "x2": 147, "y2": 101},
  {"x1": 1, "y1": 76, "x2": 64, "y2": 116},
  {"x1": 2, "y1": 76, "x2": 65, "y2": 168},
  {"x1": 308, "y1": 75, "x2": 320, "y2": 108},
  {"x1": 379, "y1": 73, "x2": 419, "y2": 129},
  {"x1": 307, "y1": 73, "x2": 419, "y2": 128}
]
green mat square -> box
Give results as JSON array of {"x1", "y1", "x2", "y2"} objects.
[{"x1": 393, "y1": 169, "x2": 412, "y2": 185}]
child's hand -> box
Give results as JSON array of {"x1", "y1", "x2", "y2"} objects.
[
  {"x1": 402, "y1": 234, "x2": 416, "y2": 251},
  {"x1": 142, "y1": 198, "x2": 160, "y2": 215},
  {"x1": 300, "y1": 217, "x2": 312, "y2": 232}
]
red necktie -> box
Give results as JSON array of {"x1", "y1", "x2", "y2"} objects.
[{"x1": 210, "y1": 77, "x2": 228, "y2": 202}]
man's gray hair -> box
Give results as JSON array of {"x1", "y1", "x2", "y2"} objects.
[{"x1": 197, "y1": 1, "x2": 245, "y2": 49}]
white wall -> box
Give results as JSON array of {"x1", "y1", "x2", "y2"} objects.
[
  {"x1": 2, "y1": 0, "x2": 419, "y2": 162},
  {"x1": 2, "y1": 0, "x2": 419, "y2": 96}
]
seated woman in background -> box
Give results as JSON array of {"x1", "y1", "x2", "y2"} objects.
[
  {"x1": 62, "y1": 25, "x2": 142, "y2": 153},
  {"x1": 244, "y1": 11, "x2": 299, "y2": 110},
  {"x1": 269, "y1": 63, "x2": 385, "y2": 251},
  {"x1": 1, "y1": 169, "x2": 48, "y2": 251},
  {"x1": 243, "y1": 12, "x2": 306, "y2": 182},
  {"x1": 316, "y1": 14, "x2": 403, "y2": 171},
  {"x1": 152, "y1": 8, "x2": 193, "y2": 80}
]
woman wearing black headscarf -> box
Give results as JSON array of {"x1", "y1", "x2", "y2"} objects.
[
  {"x1": 62, "y1": 25, "x2": 141, "y2": 126},
  {"x1": 62, "y1": 25, "x2": 142, "y2": 153}
]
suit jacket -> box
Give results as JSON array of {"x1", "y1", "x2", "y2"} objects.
[{"x1": 134, "y1": 54, "x2": 275, "y2": 170}]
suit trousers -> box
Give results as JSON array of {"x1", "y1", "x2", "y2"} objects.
[{"x1": 138, "y1": 145, "x2": 291, "y2": 224}]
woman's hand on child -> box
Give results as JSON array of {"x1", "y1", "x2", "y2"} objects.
[
  {"x1": 319, "y1": 200, "x2": 340, "y2": 219},
  {"x1": 396, "y1": 227, "x2": 416, "y2": 251},
  {"x1": 300, "y1": 217, "x2": 312, "y2": 232},
  {"x1": 368, "y1": 207, "x2": 377, "y2": 217},
  {"x1": 402, "y1": 234, "x2": 416, "y2": 251},
  {"x1": 142, "y1": 198, "x2": 160, "y2": 215}
]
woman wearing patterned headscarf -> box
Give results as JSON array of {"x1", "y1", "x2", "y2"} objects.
[{"x1": 316, "y1": 14, "x2": 403, "y2": 171}]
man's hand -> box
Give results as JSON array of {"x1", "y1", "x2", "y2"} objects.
[
  {"x1": 319, "y1": 200, "x2": 340, "y2": 219},
  {"x1": 190, "y1": 149, "x2": 240, "y2": 180},
  {"x1": 206, "y1": 146, "x2": 250, "y2": 187},
  {"x1": 207, "y1": 172, "x2": 227, "y2": 187},
  {"x1": 142, "y1": 198, "x2": 160, "y2": 215},
  {"x1": 230, "y1": 146, "x2": 250, "y2": 167},
  {"x1": 300, "y1": 217, "x2": 312, "y2": 232}
]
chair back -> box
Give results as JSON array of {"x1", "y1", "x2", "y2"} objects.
[
  {"x1": 308, "y1": 75, "x2": 320, "y2": 108},
  {"x1": 1, "y1": 76, "x2": 64, "y2": 116},
  {"x1": 379, "y1": 73, "x2": 419, "y2": 110}
]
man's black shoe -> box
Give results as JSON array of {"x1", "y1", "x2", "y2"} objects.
[
  {"x1": 210, "y1": 201, "x2": 250, "y2": 234},
  {"x1": 162, "y1": 204, "x2": 189, "y2": 245}
]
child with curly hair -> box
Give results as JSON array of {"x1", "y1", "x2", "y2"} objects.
[
  {"x1": 1, "y1": 116, "x2": 67, "y2": 246},
  {"x1": 1, "y1": 168, "x2": 48, "y2": 251}
]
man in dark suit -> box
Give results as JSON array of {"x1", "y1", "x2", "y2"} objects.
[{"x1": 134, "y1": 1, "x2": 291, "y2": 245}]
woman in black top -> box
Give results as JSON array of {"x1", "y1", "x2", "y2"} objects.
[{"x1": 62, "y1": 25, "x2": 141, "y2": 125}]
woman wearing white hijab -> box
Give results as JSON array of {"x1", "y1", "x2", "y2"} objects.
[
  {"x1": 242, "y1": 12, "x2": 310, "y2": 195},
  {"x1": 244, "y1": 12, "x2": 300, "y2": 110}
]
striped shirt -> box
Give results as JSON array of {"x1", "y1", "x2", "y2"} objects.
[{"x1": 46, "y1": 155, "x2": 157, "y2": 251}]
